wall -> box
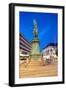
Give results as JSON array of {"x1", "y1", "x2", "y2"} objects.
[{"x1": 0, "y1": 0, "x2": 66, "y2": 90}]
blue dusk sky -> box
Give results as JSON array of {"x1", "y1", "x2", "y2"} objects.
[{"x1": 19, "y1": 12, "x2": 58, "y2": 51}]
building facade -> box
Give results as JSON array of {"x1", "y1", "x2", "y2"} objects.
[
  {"x1": 41, "y1": 43, "x2": 58, "y2": 63},
  {"x1": 19, "y1": 33, "x2": 32, "y2": 61}
]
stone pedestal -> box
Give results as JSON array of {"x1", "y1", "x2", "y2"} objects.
[{"x1": 30, "y1": 38, "x2": 41, "y2": 61}]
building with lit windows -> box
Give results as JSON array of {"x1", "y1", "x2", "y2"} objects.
[
  {"x1": 19, "y1": 33, "x2": 32, "y2": 61},
  {"x1": 41, "y1": 43, "x2": 58, "y2": 63}
]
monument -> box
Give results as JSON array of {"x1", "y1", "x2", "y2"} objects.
[{"x1": 30, "y1": 19, "x2": 41, "y2": 60}]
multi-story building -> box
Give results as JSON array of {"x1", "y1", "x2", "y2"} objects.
[
  {"x1": 19, "y1": 33, "x2": 32, "y2": 61},
  {"x1": 41, "y1": 43, "x2": 58, "y2": 63}
]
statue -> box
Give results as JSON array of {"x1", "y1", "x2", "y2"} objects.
[
  {"x1": 30, "y1": 19, "x2": 40, "y2": 60},
  {"x1": 33, "y1": 19, "x2": 38, "y2": 38}
]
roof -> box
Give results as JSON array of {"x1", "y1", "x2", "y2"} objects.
[
  {"x1": 20, "y1": 33, "x2": 31, "y2": 44},
  {"x1": 41, "y1": 43, "x2": 58, "y2": 51}
]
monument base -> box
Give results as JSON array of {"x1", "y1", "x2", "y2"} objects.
[
  {"x1": 29, "y1": 54, "x2": 41, "y2": 61},
  {"x1": 31, "y1": 38, "x2": 40, "y2": 55}
]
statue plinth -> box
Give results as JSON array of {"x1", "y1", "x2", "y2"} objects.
[{"x1": 30, "y1": 38, "x2": 41, "y2": 60}]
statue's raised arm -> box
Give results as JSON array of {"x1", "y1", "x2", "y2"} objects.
[{"x1": 33, "y1": 19, "x2": 38, "y2": 38}]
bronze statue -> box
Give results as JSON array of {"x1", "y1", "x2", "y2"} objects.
[{"x1": 33, "y1": 19, "x2": 38, "y2": 38}]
